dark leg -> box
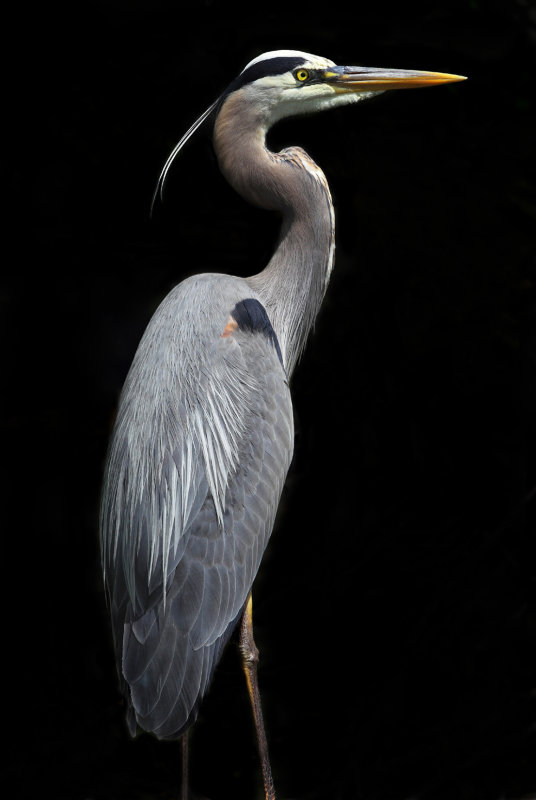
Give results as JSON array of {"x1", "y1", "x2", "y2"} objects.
[
  {"x1": 239, "y1": 592, "x2": 276, "y2": 800},
  {"x1": 181, "y1": 731, "x2": 189, "y2": 800}
]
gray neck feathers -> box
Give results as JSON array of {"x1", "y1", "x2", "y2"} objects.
[{"x1": 213, "y1": 91, "x2": 335, "y2": 377}]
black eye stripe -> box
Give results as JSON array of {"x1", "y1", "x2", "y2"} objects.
[
  {"x1": 222, "y1": 59, "x2": 327, "y2": 100},
  {"x1": 217, "y1": 59, "x2": 324, "y2": 116},
  {"x1": 225, "y1": 57, "x2": 305, "y2": 96}
]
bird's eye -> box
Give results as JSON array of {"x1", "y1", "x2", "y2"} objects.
[{"x1": 295, "y1": 69, "x2": 309, "y2": 82}]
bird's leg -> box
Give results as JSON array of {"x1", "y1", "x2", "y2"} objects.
[
  {"x1": 181, "y1": 731, "x2": 189, "y2": 800},
  {"x1": 239, "y1": 592, "x2": 276, "y2": 800}
]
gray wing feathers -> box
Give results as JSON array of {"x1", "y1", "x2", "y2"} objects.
[{"x1": 100, "y1": 275, "x2": 293, "y2": 739}]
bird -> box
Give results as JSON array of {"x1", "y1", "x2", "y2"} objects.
[{"x1": 100, "y1": 49, "x2": 465, "y2": 800}]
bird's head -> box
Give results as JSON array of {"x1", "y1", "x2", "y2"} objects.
[
  {"x1": 152, "y1": 49, "x2": 465, "y2": 211},
  {"x1": 219, "y1": 49, "x2": 465, "y2": 127}
]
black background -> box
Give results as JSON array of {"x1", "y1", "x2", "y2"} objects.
[{"x1": 5, "y1": 1, "x2": 536, "y2": 798}]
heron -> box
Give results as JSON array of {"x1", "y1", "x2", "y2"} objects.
[{"x1": 100, "y1": 49, "x2": 465, "y2": 799}]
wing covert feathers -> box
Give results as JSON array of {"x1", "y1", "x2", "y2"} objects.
[{"x1": 100, "y1": 275, "x2": 293, "y2": 738}]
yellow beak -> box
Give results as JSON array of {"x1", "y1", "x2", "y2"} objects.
[{"x1": 323, "y1": 66, "x2": 467, "y2": 92}]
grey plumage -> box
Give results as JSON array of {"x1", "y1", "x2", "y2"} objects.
[
  {"x1": 101, "y1": 275, "x2": 293, "y2": 737},
  {"x1": 100, "y1": 49, "x2": 465, "y2": 748}
]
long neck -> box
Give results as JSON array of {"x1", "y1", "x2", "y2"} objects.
[{"x1": 213, "y1": 94, "x2": 335, "y2": 377}]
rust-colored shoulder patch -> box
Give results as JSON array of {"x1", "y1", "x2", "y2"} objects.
[{"x1": 221, "y1": 316, "x2": 238, "y2": 338}]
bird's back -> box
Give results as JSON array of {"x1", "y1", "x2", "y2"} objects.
[{"x1": 100, "y1": 273, "x2": 294, "y2": 738}]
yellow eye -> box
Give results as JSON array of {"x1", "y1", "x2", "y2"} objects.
[{"x1": 295, "y1": 69, "x2": 309, "y2": 82}]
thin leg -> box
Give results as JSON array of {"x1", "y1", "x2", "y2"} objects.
[
  {"x1": 239, "y1": 592, "x2": 276, "y2": 800},
  {"x1": 181, "y1": 731, "x2": 189, "y2": 800}
]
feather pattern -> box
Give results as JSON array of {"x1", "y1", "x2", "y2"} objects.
[{"x1": 100, "y1": 273, "x2": 293, "y2": 736}]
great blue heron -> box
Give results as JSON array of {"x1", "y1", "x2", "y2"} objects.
[{"x1": 100, "y1": 49, "x2": 465, "y2": 799}]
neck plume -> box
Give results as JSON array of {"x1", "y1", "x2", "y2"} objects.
[{"x1": 213, "y1": 91, "x2": 335, "y2": 377}]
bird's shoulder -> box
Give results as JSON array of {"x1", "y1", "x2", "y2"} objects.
[
  {"x1": 133, "y1": 272, "x2": 284, "y2": 378},
  {"x1": 101, "y1": 269, "x2": 293, "y2": 617}
]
